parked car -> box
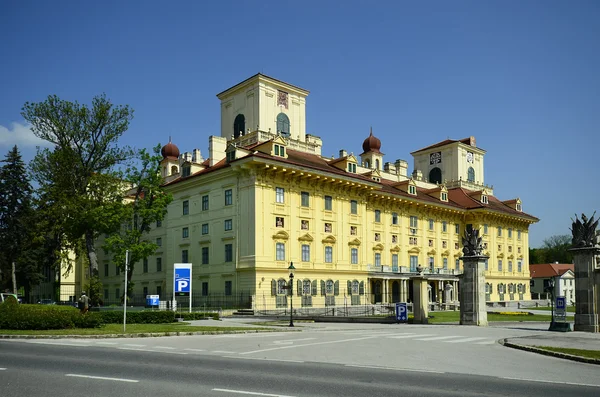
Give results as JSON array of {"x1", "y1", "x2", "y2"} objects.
[
  {"x1": 38, "y1": 299, "x2": 56, "y2": 305},
  {"x1": 0, "y1": 293, "x2": 20, "y2": 303}
]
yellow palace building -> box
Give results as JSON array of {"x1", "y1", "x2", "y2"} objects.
[{"x1": 97, "y1": 74, "x2": 538, "y2": 310}]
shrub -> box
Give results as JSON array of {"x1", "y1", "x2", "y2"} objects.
[
  {"x1": 180, "y1": 312, "x2": 220, "y2": 321},
  {"x1": 99, "y1": 310, "x2": 175, "y2": 324},
  {"x1": 0, "y1": 301, "x2": 101, "y2": 330}
]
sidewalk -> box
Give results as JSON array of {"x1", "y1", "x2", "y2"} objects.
[{"x1": 502, "y1": 325, "x2": 600, "y2": 365}]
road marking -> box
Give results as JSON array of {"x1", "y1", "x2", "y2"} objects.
[
  {"x1": 212, "y1": 388, "x2": 295, "y2": 396},
  {"x1": 501, "y1": 377, "x2": 600, "y2": 388},
  {"x1": 118, "y1": 347, "x2": 188, "y2": 355},
  {"x1": 0, "y1": 368, "x2": 6, "y2": 370},
  {"x1": 240, "y1": 333, "x2": 399, "y2": 355},
  {"x1": 184, "y1": 348, "x2": 206, "y2": 352},
  {"x1": 412, "y1": 335, "x2": 462, "y2": 341},
  {"x1": 154, "y1": 346, "x2": 176, "y2": 350},
  {"x1": 65, "y1": 374, "x2": 138, "y2": 383},
  {"x1": 122, "y1": 343, "x2": 145, "y2": 347},
  {"x1": 223, "y1": 356, "x2": 304, "y2": 363},
  {"x1": 272, "y1": 338, "x2": 316, "y2": 344},
  {"x1": 212, "y1": 350, "x2": 237, "y2": 354},
  {"x1": 388, "y1": 333, "x2": 434, "y2": 339},
  {"x1": 345, "y1": 364, "x2": 445, "y2": 374},
  {"x1": 475, "y1": 340, "x2": 497, "y2": 345},
  {"x1": 27, "y1": 341, "x2": 91, "y2": 347},
  {"x1": 444, "y1": 337, "x2": 488, "y2": 343}
]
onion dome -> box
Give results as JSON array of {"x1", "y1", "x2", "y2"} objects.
[
  {"x1": 362, "y1": 127, "x2": 381, "y2": 154},
  {"x1": 161, "y1": 138, "x2": 180, "y2": 159}
]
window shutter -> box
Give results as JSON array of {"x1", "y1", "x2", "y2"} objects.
[
  {"x1": 334, "y1": 281, "x2": 339, "y2": 296},
  {"x1": 271, "y1": 279, "x2": 276, "y2": 296},
  {"x1": 359, "y1": 281, "x2": 365, "y2": 295},
  {"x1": 320, "y1": 280, "x2": 326, "y2": 296},
  {"x1": 311, "y1": 280, "x2": 317, "y2": 296},
  {"x1": 297, "y1": 280, "x2": 302, "y2": 296},
  {"x1": 347, "y1": 281, "x2": 352, "y2": 296}
]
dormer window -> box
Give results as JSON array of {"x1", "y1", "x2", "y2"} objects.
[
  {"x1": 409, "y1": 185, "x2": 417, "y2": 195},
  {"x1": 274, "y1": 144, "x2": 285, "y2": 157},
  {"x1": 347, "y1": 163, "x2": 357, "y2": 173},
  {"x1": 516, "y1": 203, "x2": 522, "y2": 211},
  {"x1": 481, "y1": 195, "x2": 488, "y2": 204},
  {"x1": 182, "y1": 165, "x2": 191, "y2": 177},
  {"x1": 226, "y1": 151, "x2": 236, "y2": 163},
  {"x1": 441, "y1": 192, "x2": 448, "y2": 202}
]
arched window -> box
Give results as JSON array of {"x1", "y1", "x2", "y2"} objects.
[
  {"x1": 429, "y1": 167, "x2": 442, "y2": 184},
  {"x1": 364, "y1": 160, "x2": 371, "y2": 168},
  {"x1": 302, "y1": 279, "x2": 311, "y2": 296},
  {"x1": 233, "y1": 114, "x2": 245, "y2": 139},
  {"x1": 277, "y1": 279, "x2": 288, "y2": 295},
  {"x1": 467, "y1": 167, "x2": 475, "y2": 182},
  {"x1": 375, "y1": 159, "x2": 380, "y2": 170},
  {"x1": 171, "y1": 165, "x2": 178, "y2": 175},
  {"x1": 276, "y1": 113, "x2": 290, "y2": 137}
]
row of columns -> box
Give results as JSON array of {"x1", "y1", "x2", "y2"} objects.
[{"x1": 376, "y1": 278, "x2": 459, "y2": 304}]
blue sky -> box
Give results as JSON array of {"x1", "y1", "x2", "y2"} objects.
[{"x1": 1, "y1": 0, "x2": 598, "y2": 248}]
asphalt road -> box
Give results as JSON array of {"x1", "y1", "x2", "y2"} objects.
[{"x1": 1, "y1": 341, "x2": 599, "y2": 397}]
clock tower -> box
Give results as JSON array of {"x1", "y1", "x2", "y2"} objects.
[{"x1": 410, "y1": 136, "x2": 487, "y2": 189}]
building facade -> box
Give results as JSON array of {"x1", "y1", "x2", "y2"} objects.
[
  {"x1": 530, "y1": 263, "x2": 575, "y2": 304},
  {"x1": 97, "y1": 74, "x2": 538, "y2": 309}
]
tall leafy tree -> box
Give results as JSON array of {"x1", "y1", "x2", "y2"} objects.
[
  {"x1": 529, "y1": 234, "x2": 573, "y2": 264},
  {"x1": 0, "y1": 145, "x2": 40, "y2": 296},
  {"x1": 103, "y1": 145, "x2": 172, "y2": 300},
  {"x1": 22, "y1": 94, "x2": 135, "y2": 277}
]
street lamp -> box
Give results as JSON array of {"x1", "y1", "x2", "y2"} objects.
[
  {"x1": 545, "y1": 277, "x2": 556, "y2": 327},
  {"x1": 288, "y1": 262, "x2": 295, "y2": 327}
]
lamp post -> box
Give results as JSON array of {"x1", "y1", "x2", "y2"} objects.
[{"x1": 288, "y1": 262, "x2": 295, "y2": 327}]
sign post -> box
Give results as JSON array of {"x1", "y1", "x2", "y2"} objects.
[
  {"x1": 555, "y1": 296, "x2": 566, "y2": 322},
  {"x1": 123, "y1": 250, "x2": 129, "y2": 333},
  {"x1": 174, "y1": 263, "x2": 192, "y2": 313},
  {"x1": 395, "y1": 302, "x2": 408, "y2": 323}
]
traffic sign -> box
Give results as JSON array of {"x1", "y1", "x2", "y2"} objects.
[
  {"x1": 174, "y1": 263, "x2": 192, "y2": 297},
  {"x1": 556, "y1": 296, "x2": 566, "y2": 310},
  {"x1": 395, "y1": 302, "x2": 408, "y2": 322}
]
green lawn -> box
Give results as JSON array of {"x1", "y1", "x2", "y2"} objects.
[
  {"x1": 425, "y1": 311, "x2": 552, "y2": 324},
  {"x1": 0, "y1": 323, "x2": 270, "y2": 336},
  {"x1": 536, "y1": 346, "x2": 600, "y2": 360}
]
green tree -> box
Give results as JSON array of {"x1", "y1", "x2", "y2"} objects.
[
  {"x1": 103, "y1": 145, "x2": 172, "y2": 300},
  {"x1": 22, "y1": 94, "x2": 135, "y2": 277},
  {"x1": 529, "y1": 235, "x2": 573, "y2": 264},
  {"x1": 0, "y1": 145, "x2": 42, "y2": 298}
]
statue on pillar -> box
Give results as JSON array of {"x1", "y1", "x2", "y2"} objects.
[
  {"x1": 462, "y1": 226, "x2": 483, "y2": 257},
  {"x1": 570, "y1": 213, "x2": 599, "y2": 248}
]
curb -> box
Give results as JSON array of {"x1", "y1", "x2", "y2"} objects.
[
  {"x1": 0, "y1": 328, "x2": 295, "y2": 340},
  {"x1": 500, "y1": 338, "x2": 600, "y2": 365}
]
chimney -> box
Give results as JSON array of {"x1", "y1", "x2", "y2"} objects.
[
  {"x1": 395, "y1": 159, "x2": 408, "y2": 177},
  {"x1": 469, "y1": 136, "x2": 476, "y2": 147},
  {"x1": 384, "y1": 162, "x2": 396, "y2": 174},
  {"x1": 339, "y1": 149, "x2": 347, "y2": 158},
  {"x1": 192, "y1": 149, "x2": 203, "y2": 163},
  {"x1": 412, "y1": 169, "x2": 423, "y2": 181},
  {"x1": 208, "y1": 135, "x2": 227, "y2": 167}
]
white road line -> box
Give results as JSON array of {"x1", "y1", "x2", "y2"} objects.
[
  {"x1": 388, "y1": 333, "x2": 434, "y2": 339},
  {"x1": 444, "y1": 337, "x2": 488, "y2": 343},
  {"x1": 27, "y1": 341, "x2": 91, "y2": 347},
  {"x1": 475, "y1": 340, "x2": 497, "y2": 345},
  {"x1": 0, "y1": 368, "x2": 6, "y2": 370},
  {"x1": 154, "y1": 346, "x2": 176, "y2": 350},
  {"x1": 345, "y1": 364, "x2": 445, "y2": 374},
  {"x1": 212, "y1": 388, "x2": 295, "y2": 397},
  {"x1": 272, "y1": 338, "x2": 316, "y2": 344},
  {"x1": 65, "y1": 374, "x2": 138, "y2": 383},
  {"x1": 223, "y1": 356, "x2": 304, "y2": 363},
  {"x1": 501, "y1": 377, "x2": 600, "y2": 388},
  {"x1": 412, "y1": 335, "x2": 463, "y2": 341},
  {"x1": 240, "y1": 333, "x2": 399, "y2": 355},
  {"x1": 122, "y1": 343, "x2": 146, "y2": 347},
  {"x1": 117, "y1": 347, "x2": 188, "y2": 355},
  {"x1": 212, "y1": 350, "x2": 237, "y2": 354},
  {"x1": 184, "y1": 348, "x2": 206, "y2": 352}
]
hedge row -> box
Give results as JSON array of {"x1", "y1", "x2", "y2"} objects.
[
  {"x1": 99, "y1": 310, "x2": 175, "y2": 324},
  {"x1": 0, "y1": 299, "x2": 101, "y2": 330},
  {"x1": 179, "y1": 312, "x2": 220, "y2": 321}
]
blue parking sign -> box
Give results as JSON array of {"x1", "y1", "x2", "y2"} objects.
[
  {"x1": 174, "y1": 265, "x2": 191, "y2": 296},
  {"x1": 395, "y1": 302, "x2": 408, "y2": 322},
  {"x1": 556, "y1": 296, "x2": 566, "y2": 310}
]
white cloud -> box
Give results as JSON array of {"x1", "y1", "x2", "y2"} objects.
[{"x1": 0, "y1": 121, "x2": 53, "y2": 149}]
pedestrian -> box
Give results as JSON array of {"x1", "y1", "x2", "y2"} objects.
[{"x1": 78, "y1": 291, "x2": 89, "y2": 314}]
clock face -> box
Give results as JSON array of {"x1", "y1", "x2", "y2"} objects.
[
  {"x1": 466, "y1": 151, "x2": 474, "y2": 163},
  {"x1": 430, "y1": 151, "x2": 442, "y2": 165}
]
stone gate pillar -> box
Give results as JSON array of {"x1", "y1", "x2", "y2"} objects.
[
  {"x1": 570, "y1": 247, "x2": 599, "y2": 333},
  {"x1": 460, "y1": 255, "x2": 488, "y2": 326},
  {"x1": 413, "y1": 275, "x2": 429, "y2": 324}
]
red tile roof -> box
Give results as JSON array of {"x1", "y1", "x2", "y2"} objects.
[{"x1": 529, "y1": 263, "x2": 574, "y2": 278}]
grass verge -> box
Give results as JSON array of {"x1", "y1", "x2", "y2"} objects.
[
  {"x1": 536, "y1": 346, "x2": 600, "y2": 360},
  {"x1": 426, "y1": 311, "x2": 553, "y2": 323},
  {"x1": 526, "y1": 306, "x2": 576, "y2": 313},
  {"x1": 0, "y1": 323, "x2": 269, "y2": 336}
]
